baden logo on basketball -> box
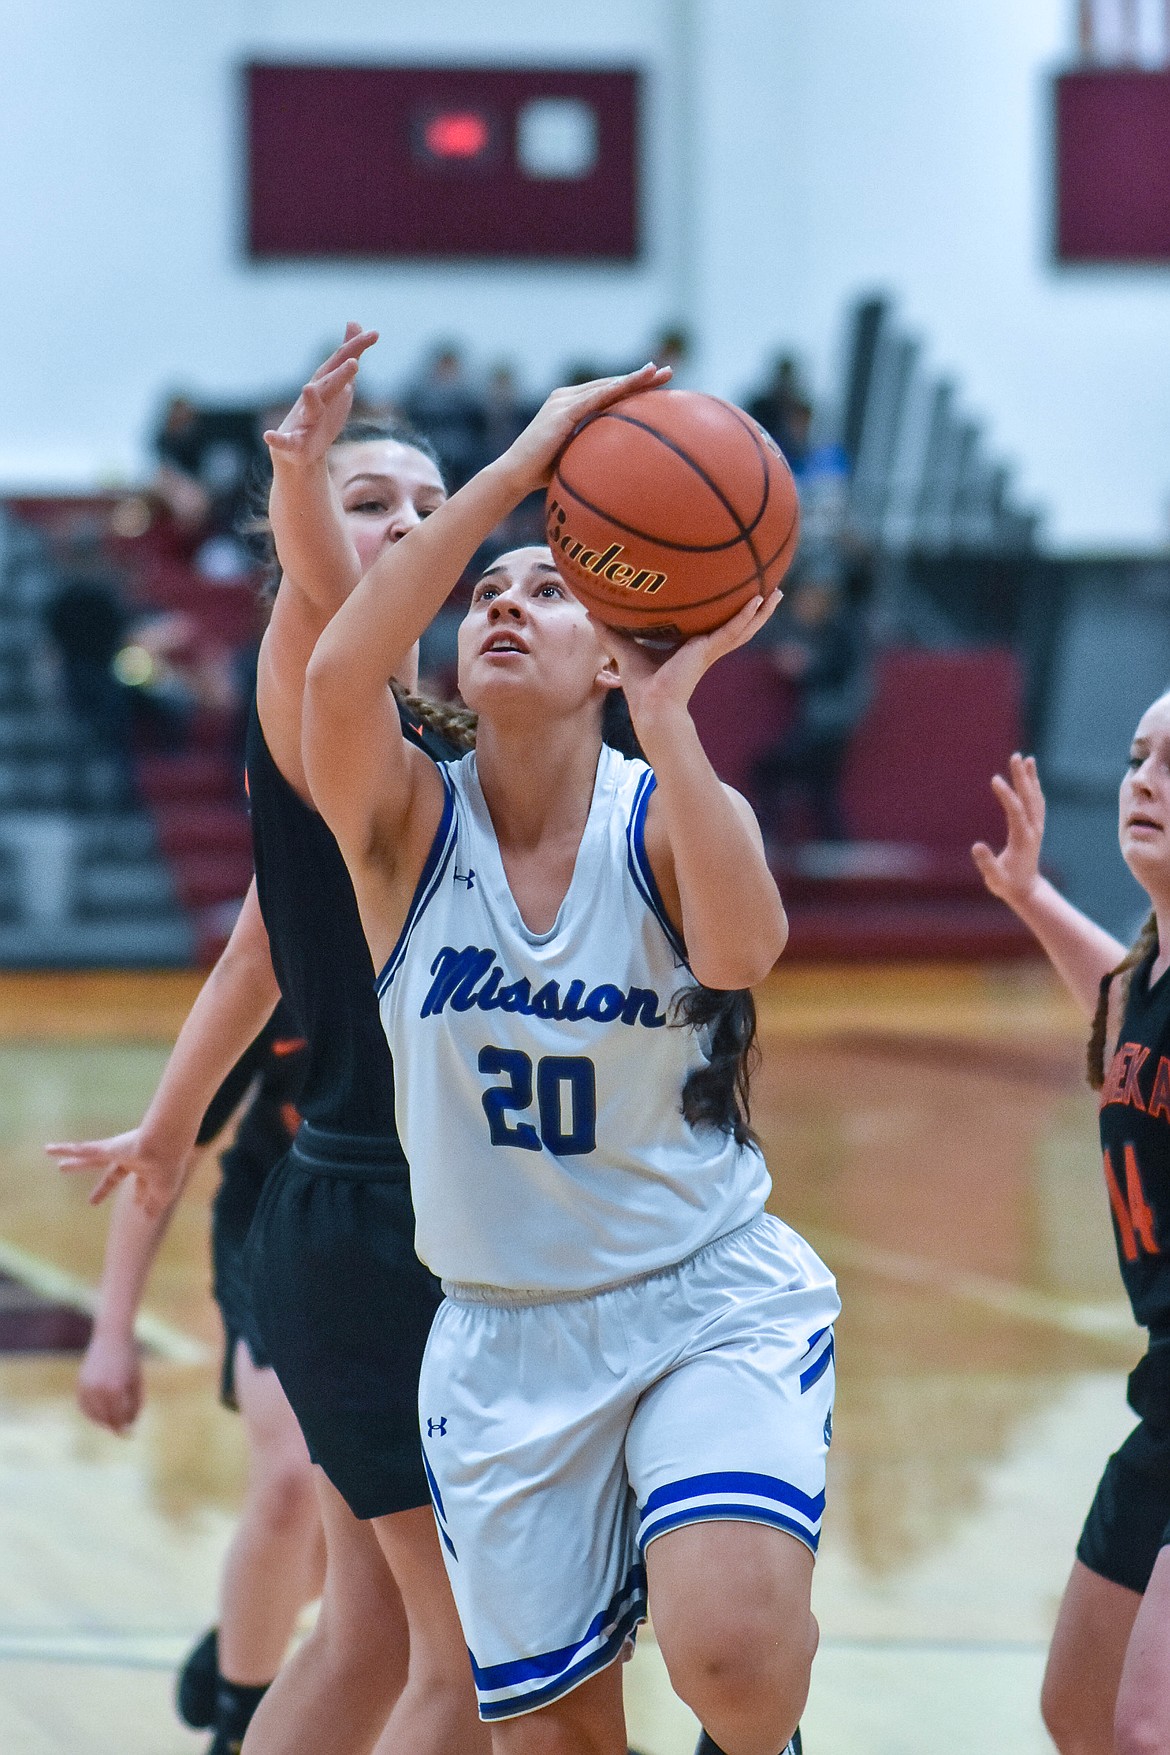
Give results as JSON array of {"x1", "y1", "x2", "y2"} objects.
[{"x1": 546, "y1": 497, "x2": 667, "y2": 596}]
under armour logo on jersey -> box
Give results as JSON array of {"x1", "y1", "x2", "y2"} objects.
[
  {"x1": 453, "y1": 866, "x2": 476, "y2": 890},
  {"x1": 427, "y1": 1416, "x2": 448, "y2": 1437}
]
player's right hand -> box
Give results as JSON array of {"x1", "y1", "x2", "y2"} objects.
[
  {"x1": 499, "y1": 362, "x2": 673, "y2": 494},
  {"x1": 45, "y1": 1128, "x2": 190, "y2": 1215},
  {"x1": 264, "y1": 321, "x2": 378, "y2": 467},
  {"x1": 971, "y1": 752, "x2": 1045, "y2": 906},
  {"x1": 77, "y1": 1329, "x2": 143, "y2": 1434}
]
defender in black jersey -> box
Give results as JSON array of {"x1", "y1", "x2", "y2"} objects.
[
  {"x1": 974, "y1": 712, "x2": 1170, "y2": 1755},
  {"x1": 237, "y1": 335, "x2": 485, "y2": 1755},
  {"x1": 243, "y1": 693, "x2": 456, "y2": 1517},
  {"x1": 55, "y1": 331, "x2": 485, "y2": 1755}
]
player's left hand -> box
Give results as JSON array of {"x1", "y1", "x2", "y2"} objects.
[
  {"x1": 601, "y1": 590, "x2": 782, "y2": 725},
  {"x1": 46, "y1": 1128, "x2": 191, "y2": 1215},
  {"x1": 264, "y1": 321, "x2": 379, "y2": 468}
]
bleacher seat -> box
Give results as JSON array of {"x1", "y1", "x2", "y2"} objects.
[{"x1": 689, "y1": 644, "x2": 1038, "y2": 961}]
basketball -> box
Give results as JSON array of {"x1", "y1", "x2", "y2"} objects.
[{"x1": 545, "y1": 387, "x2": 801, "y2": 640}]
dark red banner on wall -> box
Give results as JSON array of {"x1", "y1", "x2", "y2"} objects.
[
  {"x1": 246, "y1": 64, "x2": 640, "y2": 260},
  {"x1": 1055, "y1": 68, "x2": 1170, "y2": 262}
]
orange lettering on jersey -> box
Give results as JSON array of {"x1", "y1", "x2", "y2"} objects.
[
  {"x1": 1104, "y1": 1148, "x2": 1139, "y2": 1262},
  {"x1": 1104, "y1": 1143, "x2": 1160, "y2": 1261},
  {"x1": 1101, "y1": 1049, "x2": 1126, "y2": 1105},
  {"x1": 1149, "y1": 1055, "x2": 1170, "y2": 1121},
  {"x1": 1124, "y1": 1142, "x2": 1159, "y2": 1254},
  {"x1": 1102, "y1": 1043, "x2": 1150, "y2": 1109}
]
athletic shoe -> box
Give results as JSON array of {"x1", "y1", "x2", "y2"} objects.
[{"x1": 175, "y1": 1626, "x2": 219, "y2": 1729}]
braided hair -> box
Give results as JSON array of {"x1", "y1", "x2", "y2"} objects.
[
  {"x1": 1087, "y1": 911, "x2": 1160, "y2": 1089},
  {"x1": 390, "y1": 679, "x2": 476, "y2": 754}
]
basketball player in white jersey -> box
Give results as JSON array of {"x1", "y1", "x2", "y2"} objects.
[{"x1": 276, "y1": 356, "x2": 838, "y2": 1755}]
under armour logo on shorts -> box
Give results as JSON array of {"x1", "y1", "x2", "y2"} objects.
[
  {"x1": 427, "y1": 1416, "x2": 448, "y2": 1437},
  {"x1": 454, "y1": 866, "x2": 476, "y2": 890}
]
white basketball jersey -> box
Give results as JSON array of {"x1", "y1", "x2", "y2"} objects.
[{"x1": 376, "y1": 743, "x2": 771, "y2": 1293}]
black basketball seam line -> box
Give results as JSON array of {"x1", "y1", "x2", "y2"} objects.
[
  {"x1": 553, "y1": 406, "x2": 776, "y2": 555},
  {"x1": 557, "y1": 514, "x2": 800, "y2": 620},
  {"x1": 597, "y1": 411, "x2": 771, "y2": 548},
  {"x1": 573, "y1": 410, "x2": 769, "y2": 567},
  {"x1": 550, "y1": 473, "x2": 755, "y2": 554}
]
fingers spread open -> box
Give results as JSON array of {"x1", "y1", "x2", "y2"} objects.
[{"x1": 89, "y1": 1164, "x2": 129, "y2": 1206}]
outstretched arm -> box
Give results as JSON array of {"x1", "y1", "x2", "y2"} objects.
[
  {"x1": 616, "y1": 598, "x2": 789, "y2": 990},
  {"x1": 300, "y1": 365, "x2": 671, "y2": 949},
  {"x1": 263, "y1": 323, "x2": 375, "y2": 617},
  {"x1": 47, "y1": 881, "x2": 280, "y2": 1214},
  {"x1": 258, "y1": 325, "x2": 419, "y2": 791},
  {"x1": 972, "y1": 753, "x2": 1125, "y2": 1016}
]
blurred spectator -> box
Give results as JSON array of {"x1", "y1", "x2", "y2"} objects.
[
  {"x1": 400, "y1": 343, "x2": 486, "y2": 489},
  {"x1": 752, "y1": 570, "x2": 872, "y2": 844},
  {"x1": 151, "y1": 393, "x2": 265, "y2": 574},
  {"x1": 744, "y1": 354, "x2": 814, "y2": 471},
  {"x1": 42, "y1": 576, "x2": 190, "y2": 787},
  {"x1": 43, "y1": 575, "x2": 132, "y2": 761},
  {"x1": 482, "y1": 363, "x2": 536, "y2": 462}
]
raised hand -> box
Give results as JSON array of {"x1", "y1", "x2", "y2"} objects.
[
  {"x1": 604, "y1": 590, "x2": 782, "y2": 728},
  {"x1": 264, "y1": 322, "x2": 379, "y2": 467},
  {"x1": 46, "y1": 1128, "x2": 190, "y2": 1216},
  {"x1": 500, "y1": 362, "x2": 672, "y2": 496},
  {"x1": 77, "y1": 1329, "x2": 143, "y2": 1434},
  {"x1": 971, "y1": 752, "x2": 1046, "y2": 906}
]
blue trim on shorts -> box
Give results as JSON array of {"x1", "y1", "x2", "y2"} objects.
[
  {"x1": 640, "y1": 1503, "x2": 823, "y2": 1554},
  {"x1": 636, "y1": 1471, "x2": 825, "y2": 1555},
  {"x1": 375, "y1": 771, "x2": 457, "y2": 998},
  {"x1": 800, "y1": 1332, "x2": 835, "y2": 1392},
  {"x1": 421, "y1": 1446, "x2": 457, "y2": 1561},
  {"x1": 470, "y1": 1561, "x2": 647, "y2": 1718}
]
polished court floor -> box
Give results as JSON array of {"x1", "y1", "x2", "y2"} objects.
[{"x1": 0, "y1": 964, "x2": 1143, "y2": 1754}]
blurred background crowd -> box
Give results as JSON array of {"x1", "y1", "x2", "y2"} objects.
[{"x1": 0, "y1": 0, "x2": 1165, "y2": 983}]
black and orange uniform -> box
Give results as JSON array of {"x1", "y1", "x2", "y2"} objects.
[
  {"x1": 242, "y1": 696, "x2": 459, "y2": 1519},
  {"x1": 1078, "y1": 948, "x2": 1170, "y2": 1593},
  {"x1": 196, "y1": 1004, "x2": 307, "y2": 1409}
]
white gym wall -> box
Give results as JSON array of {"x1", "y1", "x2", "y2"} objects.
[{"x1": 2, "y1": 0, "x2": 1169, "y2": 548}]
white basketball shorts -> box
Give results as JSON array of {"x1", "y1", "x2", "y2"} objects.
[{"x1": 418, "y1": 1211, "x2": 839, "y2": 1721}]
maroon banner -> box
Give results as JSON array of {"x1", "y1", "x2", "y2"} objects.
[
  {"x1": 1056, "y1": 67, "x2": 1170, "y2": 262},
  {"x1": 246, "y1": 64, "x2": 640, "y2": 260}
]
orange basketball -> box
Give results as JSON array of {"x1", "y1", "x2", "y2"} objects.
[{"x1": 545, "y1": 388, "x2": 800, "y2": 640}]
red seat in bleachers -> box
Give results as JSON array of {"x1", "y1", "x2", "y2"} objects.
[{"x1": 689, "y1": 644, "x2": 1038, "y2": 961}]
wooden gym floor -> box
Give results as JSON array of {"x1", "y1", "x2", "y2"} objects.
[{"x1": 0, "y1": 964, "x2": 1142, "y2": 1754}]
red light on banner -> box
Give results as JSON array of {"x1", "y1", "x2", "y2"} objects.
[{"x1": 424, "y1": 111, "x2": 491, "y2": 160}]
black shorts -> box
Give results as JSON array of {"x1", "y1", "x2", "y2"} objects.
[
  {"x1": 1076, "y1": 1342, "x2": 1170, "y2": 1595},
  {"x1": 244, "y1": 1121, "x2": 442, "y2": 1521},
  {"x1": 211, "y1": 1141, "x2": 272, "y2": 1411}
]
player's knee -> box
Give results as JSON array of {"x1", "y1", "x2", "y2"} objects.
[
  {"x1": 663, "y1": 1615, "x2": 813, "y2": 1755},
  {"x1": 253, "y1": 1449, "x2": 317, "y2": 1536}
]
